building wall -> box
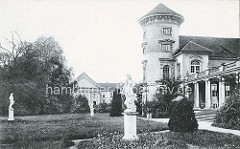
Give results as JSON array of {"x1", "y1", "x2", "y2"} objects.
[
  {"x1": 101, "y1": 91, "x2": 113, "y2": 104},
  {"x1": 142, "y1": 22, "x2": 180, "y2": 84},
  {"x1": 143, "y1": 23, "x2": 180, "y2": 54},
  {"x1": 176, "y1": 53, "x2": 209, "y2": 78}
]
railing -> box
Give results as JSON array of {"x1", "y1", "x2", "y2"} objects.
[
  {"x1": 184, "y1": 60, "x2": 240, "y2": 82},
  {"x1": 224, "y1": 61, "x2": 237, "y2": 70}
]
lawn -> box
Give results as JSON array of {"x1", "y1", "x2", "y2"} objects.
[
  {"x1": 78, "y1": 130, "x2": 240, "y2": 149},
  {"x1": 0, "y1": 113, "x2": 168, "y2": 148}
]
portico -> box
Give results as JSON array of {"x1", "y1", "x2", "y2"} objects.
[{"x1": 184, "y1": 60, "x2": 240, "y2": 109}]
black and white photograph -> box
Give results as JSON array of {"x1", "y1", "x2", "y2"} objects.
[{"x1": 0, "y1": 0, "x2": 239, "y2": 148}]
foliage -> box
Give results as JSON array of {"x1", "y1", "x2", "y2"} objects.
[
  {"x1": 110, "y1": 89, "x2": 122, "y2": 116},
  {"x1": 61, "y1": 137, "x2": 75, "y2": 148},
  {"x1": 77, "y1": 130, "x2": 240, "y2": 149},
  {"x1": 95, "y1": 102, "x2": 111, "y2": 113},
  {"x1": 212, "y1": 90, "x2": 240, "y2": 130},
  {"x1": 72, "y1": 95, "x2": 90, "y2": 113},
  {"x1": 0, "y1": 35, "x2": 74, "y2": 115},
  {"x1": 142, "y1": 78, "x2": 181, "y2": 118},
  {"x1": 134, "y1": 84, "x2": 143, "y2": 115},
  {"x1": 168, "y1": 97, "x2": 198, "y2": 132},
  {"x1": 0, "y1": 113, "x2": 168, "y2": 148}
]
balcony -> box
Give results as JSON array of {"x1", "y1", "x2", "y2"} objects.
[{"x1": 184, "y1": 60, "x2": 240, "y2": 83}]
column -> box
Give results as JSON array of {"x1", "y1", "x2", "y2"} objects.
[
  {"x1": 205, "y1": 79, "x2": 211, "y2": 108},
  {"x1": 194, "y1": 82, "x2": 200, "y2": 109},
  {"x1": 218, "y1": 77, "x2": 225, "y2": 107}
]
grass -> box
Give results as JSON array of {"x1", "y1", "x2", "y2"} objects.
[
  {"x1": 0, "y1": 113, "x2": 168, "y2": 148},
  {"x1": 77, "y1": 130, "x2": 240, "y2": 149}
]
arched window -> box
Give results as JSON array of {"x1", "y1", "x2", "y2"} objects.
[
  {"x1": 191, "y1": 60, "x2": 201, "y2": 73},
  {"x1": 163, "y1": 65, "x2": 170, "y2": 78}
]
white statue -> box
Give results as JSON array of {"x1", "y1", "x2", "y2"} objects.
[
  {"x1": 9, "y1": 93, "x2": 14, "y2": 110},
  {"x1": 121, "y1": 74, "x2": 137, "y2": 112}
]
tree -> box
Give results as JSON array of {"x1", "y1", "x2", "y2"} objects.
[
  {"x1": 0, "y1": 35, "x2": 74, "y2": 115},
  {"x1": 213, "y1": 90, "x2": 240, "y2": 130},
  {"x1": 146, "y1": 77, "x2": 181, "y2": 118},
  {"x1": 168, "y1": 97, "x2": 198, "y2": 132},
  {"x1": 72, "y1": 95, "x2": 90, "y2": 113},
  {"x1": 110, "y1": 89, "x2": 122, "y2": 116},
  {"x1": 134, "y1": 84, "x2": 143, "y2": 115}
]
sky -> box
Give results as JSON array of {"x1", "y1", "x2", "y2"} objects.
[{"x1": 0, "y1": 0, "x2": 239, "y2": 83}]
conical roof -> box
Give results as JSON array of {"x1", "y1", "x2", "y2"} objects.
[{"x1": 141, "y1": 3, "x2": 183, "y2": 19}]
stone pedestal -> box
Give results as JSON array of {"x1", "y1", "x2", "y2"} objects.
[
  {"x1": 90, "y1": 109, "x2": 94, "y2": 117},
  {"x1": 122, "y1": 111, "x2": 139, "y2": 141},
  {"x1": 146, "y1": 113, "x2": 152, "y2": 119},
  {"x1": 8, "y1": 108, "x2": 14, "y2": 121}
]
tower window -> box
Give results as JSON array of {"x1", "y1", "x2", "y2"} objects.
[
  {"x1": 161, "y1": 44, "x2": 172, "y2": 52},
  {"x1": 162, "y1": 27, "x2": 172, "y2": 36},
  {"x1": 225, "y1": 85, "x2": 230, "y2": 97},
  {"x1": 163, "y1": 65, "x2": 170, "y2": 78},
  {"x1": 177, "y1": 63, "x2": 181, "y2": 78},
  {"x1": 191, "y1": 60, "x2": 201, "y2": 73}
]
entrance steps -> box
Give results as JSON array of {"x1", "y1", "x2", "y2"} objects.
[{"x1": 195, "y1": 110, "x2": 216, "y2": 122}]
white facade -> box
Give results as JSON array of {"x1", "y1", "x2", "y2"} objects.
[
  {"x1": 140, "y1": 4, "x2": 240, "y2": 109},
  {"x1": 75, "y1": 72, "x2": 120, "y2": 105}
]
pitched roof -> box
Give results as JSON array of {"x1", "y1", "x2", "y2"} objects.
[
  {"x1": 141, "y1": 3, "x2": 183, "y2": 19},
  {"x1": 176, "y1": 36, "x2": 240, "y2": 59},
  {"x1": 180, "y1": 41, "x2": 213, "y2": 53},
  {"x1": 76, "y1": 72, "x2": 101, "y2": 88}
]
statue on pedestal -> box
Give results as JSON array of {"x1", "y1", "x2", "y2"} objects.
[
  {"x1": 88, "y1": 100, "x2": 94, "y2": 117},
  {"x1": 8, "y1": 93, "x2": 15, "y2": 121},
  {"x1": 9, "y1": 93, "x2": 14, "y2": 110},
  {"x1": 121, "y1": 74, "x2": 137, "y2": 112}
]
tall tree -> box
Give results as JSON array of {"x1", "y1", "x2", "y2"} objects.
[
  {"x1": 110, "y1": 89, "x2": 122, "y2": 116},
  {"x1": 0, "y1": 35, "x2": 74, "y2": 115}
]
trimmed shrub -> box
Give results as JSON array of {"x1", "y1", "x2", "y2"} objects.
[
  {"x1": 213, "y1": 91, "x2": 240, "y2": 130},
  {"x1": 168, "y1": 97, "x2": 198, "y2": 132},
  {"x1": 110, "y1": 89, "x2": 122, "y2": 116}
]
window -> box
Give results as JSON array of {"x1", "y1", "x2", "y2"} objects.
[
  {"x1": 191, "y1": 60, "x2": 201, "y2": 73},
  {"x1": 143, "y1": 67, "x2": 146, "y2": 82},
  {"x1": 162, "y1": 27, "x2": 172, "y2": 36},
  {"x1": 211, "y1": 84, "x2": 217, "y2": 97},
  {"x1": 163, "y1": 65, "x2": 170, "y2": 78},
  {"x1": 161, "y1": 44, "x2": 172, "y2": 52},
  {"x1": 177, "y1": 63, "x2": 181, "y2": 78},
  {"x1": 110, "y1": 92, "x2": 113, "y2": 98},
  {"x1": 225, "y1": 85, "x2": 230, "y2": 97}
]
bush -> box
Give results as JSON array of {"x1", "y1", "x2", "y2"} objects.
[
  {"x1": 143, "y1": 100, "x2": 170, "y2": 118},
  {"x1": 110, "y1": 89, "x2": 122, "y2": 116},
  {"x1": 168, "y1": 97, "x2": 198, "y2": 132},
  {"x1": 62, "y1": 137, "x2": 75, "y2": 148},
  {"x1": 95, "y1": 102, "x2": 111, "y2": 113},
  {"x1": 72, "y1": 95, "x2": 90, "y2": 113},
  {"x1": 144, "y1": 78, "x2": 182, "y2": 118},
  {"x1": 213, "y1": 92, "x2": 240, "y2": 130}
]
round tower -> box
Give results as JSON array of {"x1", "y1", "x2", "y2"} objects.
[{"x1": 139, "y1": 4, "x2": 184, "y2": 100}]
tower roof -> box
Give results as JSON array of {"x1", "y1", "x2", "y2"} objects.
[{"x1": 141, "y1": 3, "x2": 183, "y2": 19}]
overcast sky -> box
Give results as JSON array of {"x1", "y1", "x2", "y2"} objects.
[{"x1": 0, "y1": 0, "x2": 239, "y2": 83}]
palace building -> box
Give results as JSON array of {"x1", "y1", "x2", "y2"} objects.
[
  {"x1": 75, "y1": 72, "x2": 120, "y2": 106},
  {"x1": 139, "y1": 4, "x2": 240, "y2": 109}
]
